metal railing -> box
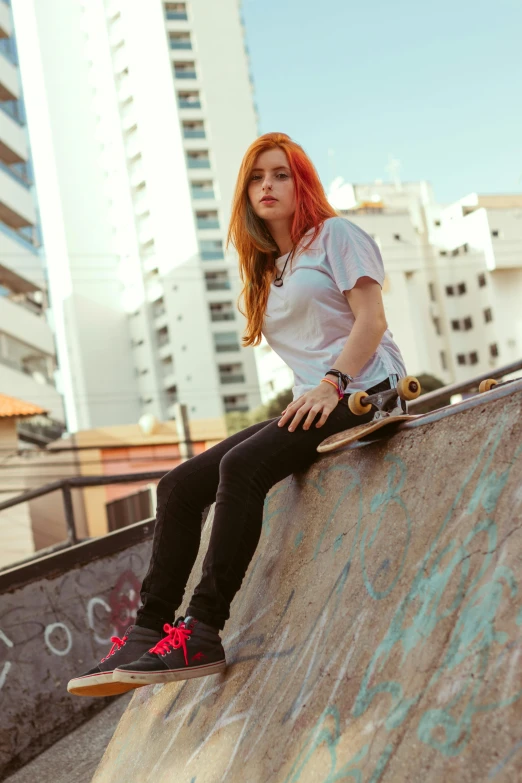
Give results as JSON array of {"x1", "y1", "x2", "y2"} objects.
[
  {"x1": 409, "y1": 358, "x2": 522, "y2": 413},
  {"x1": 0, "y1": 404, "x2": 194, "y2": 570}
]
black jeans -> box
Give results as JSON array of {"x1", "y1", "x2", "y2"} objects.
[{"x1": 136, "y1": 377, "x2": 392, "y2": 632}]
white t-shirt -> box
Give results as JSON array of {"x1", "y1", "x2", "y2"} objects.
[{"x1": 262, "y1": 216, "x2": 407, "y2": 401}]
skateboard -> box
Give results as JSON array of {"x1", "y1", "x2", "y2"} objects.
[{"x1": 317, "y1": 376, "x2": 422, "y2": 453}]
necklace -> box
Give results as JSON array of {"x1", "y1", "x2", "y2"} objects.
[{"x1": 274, "y1": 244, "x2": 296, "y2": 287}]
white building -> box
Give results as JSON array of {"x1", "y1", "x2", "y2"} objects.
[
  {"x1": 322, "y1": 180, "x2": 522, "y2": 390},
  {"x1": 12, "y1": 0, "x2": 262, "y2": 432},
  {"x1": 0, "y1": 0, "x2": 63, "y2": 423}
]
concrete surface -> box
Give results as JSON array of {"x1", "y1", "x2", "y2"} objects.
[
  {"x1": 0, "y1": 540, "x2": 152, "y2": 779},
  {"x1": 3, "y1": 693, "x2": 133, "y2": 783},
  {"x1": 93, "y1": 391, "x2": 522, "y2": 783}
]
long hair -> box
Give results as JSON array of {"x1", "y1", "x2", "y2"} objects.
[{"x1": 226, "y1": 132, "x2": 339, "y2": 347}]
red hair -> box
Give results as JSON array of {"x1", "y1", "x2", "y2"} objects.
[{"x1": 226, "y1": 132, "x2": 339, "y2": 347}]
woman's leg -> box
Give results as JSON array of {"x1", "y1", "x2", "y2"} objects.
[
  {"x1": 186, "y1": 381, "x2": 389, "y2": 630},
  {"x1": 135, "y1": 416, "x2": 278, "y2": 632}
]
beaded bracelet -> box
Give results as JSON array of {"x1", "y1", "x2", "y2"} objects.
[{"x1": 320, "y1": 377, "x2": 344, "y2": 400}]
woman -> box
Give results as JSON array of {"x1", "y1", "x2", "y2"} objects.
[{"x1": 67, "y1": 132, "x2": 406, "y2": 697}]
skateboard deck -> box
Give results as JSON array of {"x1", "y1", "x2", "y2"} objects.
[
  {"x1": 316, "y1": 376, "x2": 422, "y2": 453},
  {"x1": 317, "y1": 374, "x2": 520, "y2": 453},
  {"x1": 317, "y1": 413, "x2": 420, "y2": 453}
]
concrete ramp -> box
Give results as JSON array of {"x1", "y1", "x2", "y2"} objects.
[{"x1": 93, "y1": 389, "x2": 522, "y2": 783}]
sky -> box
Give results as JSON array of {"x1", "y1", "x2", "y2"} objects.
[{"x1": 241, "y1": 0, "x2": 522, "y2": 205}]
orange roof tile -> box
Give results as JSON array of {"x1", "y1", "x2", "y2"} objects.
[{"x1": 0, "y1": 394, "x2": 48, "y2": 419}]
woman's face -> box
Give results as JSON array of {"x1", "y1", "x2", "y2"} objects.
[{"x1": 247, "y1": 148, "x2": 296, "y2": 223}]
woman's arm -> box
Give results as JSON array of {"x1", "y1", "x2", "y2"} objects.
[{"x1": 330, "y1": 276, "x2": 388, "y2": 381}]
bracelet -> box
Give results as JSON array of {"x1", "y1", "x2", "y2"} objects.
[{"x1": 321, "y1": 377, "x2": 344, "y2": 400}]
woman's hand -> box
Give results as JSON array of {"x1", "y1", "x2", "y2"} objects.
[{"x1": 278, "y1": 382, "x2": 340, "y2": 432}]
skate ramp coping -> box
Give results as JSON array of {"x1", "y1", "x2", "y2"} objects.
[{"x1": 94, "y1": 387, "x2": 522, "y2": 783}]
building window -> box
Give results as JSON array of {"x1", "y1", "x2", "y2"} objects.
[
  {"x1": 491, "y1": 230, "x2": 500, "y2": 238},
  {"x1": 196, "y1": 211, "x2": 220, "y2": 230},
  {"x1": 210, "y1": 302, "x2": 235, "y2": 322},
  {"x1": 433, "y1": 316, "x2": 441, "y2": 335},
  {"x1": 178, "y1": 91, "x2": 201, "y2": 109},
  {"x1": 457, "y1": 354, "x2": 466, "y2": 366},
  {"x1": 187, "y1": 150, "x2": 210, "y2": 169},
  {"x1": 205, "y1": 271, "x2": 230, "y2": 290},
  {"x1": 478, "y1": 273, "x2": 487, "y2": 287},
  {"x1": 489, "y1": 342, "x2": 499, "y2": 358},
  {"x1": 156, "y1": 326, "x2": 170, "y2": 347},
  {"x1": 445, "y1": 285, "x2": 454, "y2": 296},
  {"x1": 174, "y1": 62, "x2": 197, "y2": 80},
  {"x1": 169, "y1": 32, "x2": 192, "y2": 50},
  {"x1": 165, "y1": 2, "x2": 188, "y2": 20},
  {"x1": 152, "y1": 297, "x2": 166, "y2": 319},
  {"x1": 428, "y1": 282, "x2": 436, "y2": 302},
  {"x1": 183, "y1": 120, "x2": 205, "y2": 139},
  {"x1": 393, "y1": 234, "x2": 401, "y2": 241},
  {"x1": 469, "y1": 351, "x2": 479, "y2": 365},
  {"x1": 451, "y1": 319, "x2": 460, "y2": 331},
  {"x1": 463, "y1": 316, "x2": 473, "y2": 331},
  {"x1": 200, "y1": 239, "x2": 224, "y2": 260},
  {"x1": 191, "y1": 180, "x2": 215, "y2": 199},
  {"x1": 219, "y1": 363, "x2": 245, "y2": 384},
  {"x1": 0, "y1": 331, "x2": 55, "y2": 385},
  {"x1": 223, "y1": 394, "x2": 249, "y2": 413},
  {"x1": 457, "y1": 282, "x2": 467, "y2": 295},
  {"x1": 484, "y1": 307, "x2": 493, "y2": 323},
  {"x1": 440, "y1": 350, "x2": 447, "y2": 370},
  {"x1": 214, "y1": 332, "x2": 240, "y2": 353}
]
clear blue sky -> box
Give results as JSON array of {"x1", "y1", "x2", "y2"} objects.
[{"x1": 241, "y1": 0, "x2": 522, "y2": 204}]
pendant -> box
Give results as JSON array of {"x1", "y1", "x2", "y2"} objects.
[{"x1": 274, "y1": 278, "x2": 283, "y2": 287}]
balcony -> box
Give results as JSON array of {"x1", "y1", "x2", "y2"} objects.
[
  {"x1": 0, "y1": 49, "x2": 19, "y2": 101},
  {"x1": 0, "y1": 103, "x2": 28, "y2": 161},
  {"x1": 220, "y1": 374, "x2": 245, "y2": 384},
  {"x1": 187, "y1": 156, "x2": 210, "y2": 169},
  {"x1": 169, "y1": 38, "x2": 192, "y2": 50},
  {"x1": 165, "y1": 2, "x2": 188, "y2": 21},
  {"x1": 196, "y1": 213, "x2": 219, "y2": 230},
  {"x1": 192, "y1": 187, "x2": 215, "y2": 200},
  {"x1": 211, "y1": 311, "x2": 235, "y2": 322},
  {"x1": 206, "y1": 280, "x2": 230, "y2": 291},
  {"x1": 0, "y1": 2, "x2": 13, "y2": 38},
  {"x1": 0, "y1": 167, "x2": 37, "y2": 227},
  {"x1": 183, "y1": 129, "x2": 205, "y2": 139},
  {"x1": 215, "y1": 343, "x2": 240, "y2": 353},
  {"x1": 174, "y1": 65, "x2": 197, "y2": 80},
  {"x1": 0, "y1": 219, "x2": 39, "y2": 269},
  {"x1": 0, "y1": 34, "x2": 16, "y2": 65},
  {"x1": 178, "y1": 99, "x2": 201, "y2": 110}
]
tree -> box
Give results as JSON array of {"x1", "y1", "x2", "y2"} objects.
[{"x1": 224, "y1": 387, "x2": 294, "y2": 436}]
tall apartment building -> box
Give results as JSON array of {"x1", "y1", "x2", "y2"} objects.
[
  {"x1": 0, "y1": 0, "x2": 62, "y2": 423},
  {"x1": 12, "y1": 0, "x2": 262, "y2": 432}
]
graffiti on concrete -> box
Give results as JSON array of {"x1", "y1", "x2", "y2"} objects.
[{"x1": 95, "y1": 410, "x2": 522, "y2": 782}]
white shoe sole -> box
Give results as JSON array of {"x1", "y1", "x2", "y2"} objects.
[
  {"x1": 67, "y1": 670, "x2": 144, "y2": 697},
  {"x1": 112, "y1": 659, "x2": 226, "y2": 686}
]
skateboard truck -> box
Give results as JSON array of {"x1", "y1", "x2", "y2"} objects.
[{"x1": 347, "y1": 376, "x2": 421, "y2": 420}]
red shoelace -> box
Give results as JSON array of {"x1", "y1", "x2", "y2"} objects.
[
  {"x1": 151, "y1": 622, "x2": 192, "y2": 665},
  {"x1": 100, "y1": 634, "x2": 128, "y2": 663}
]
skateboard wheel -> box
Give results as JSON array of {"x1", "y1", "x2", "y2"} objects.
[
  {"x1": 348, "y1": 391, "x2": 372, "y2": 416},
  {"x1": 397, "y1": 375, "x2": 421, "y2": 401},
  {"x1": 479, "y1": 378, "x2": 498, "y2": 393}
]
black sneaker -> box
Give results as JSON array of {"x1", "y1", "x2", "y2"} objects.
[
  {"x1": 67, "y1": 624, "x2": 163, "y2": 697},
  {"x1": 112, "y1": 616, "x2": 226, "y2": 686}
]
